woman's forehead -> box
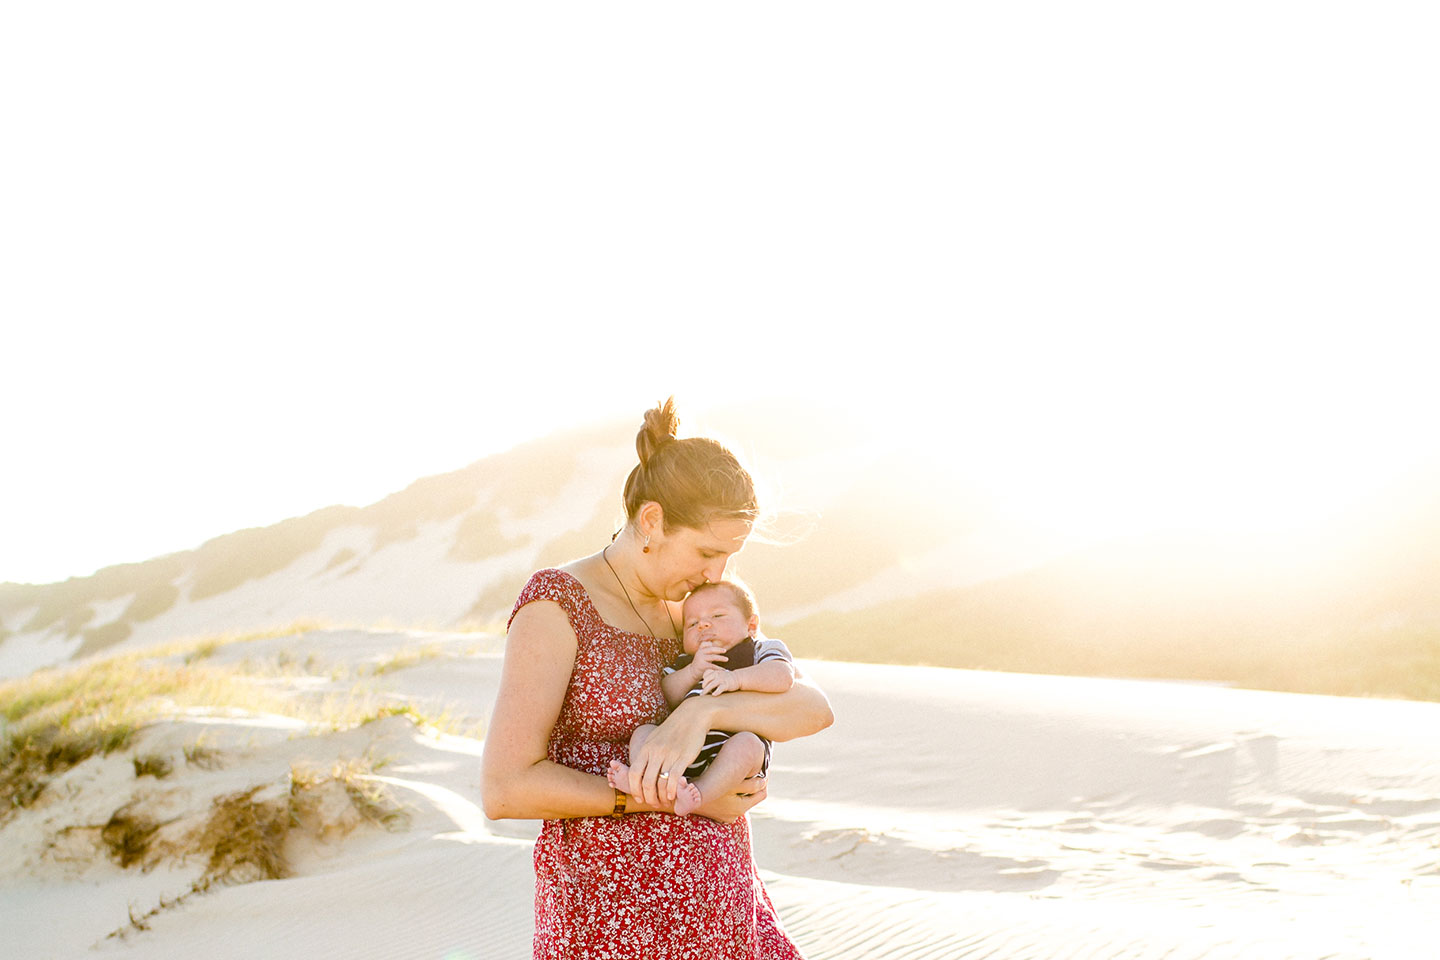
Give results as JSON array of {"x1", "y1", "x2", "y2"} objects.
[{"x1": 695, "y1": 519, "x2": 752, "y2": 550}]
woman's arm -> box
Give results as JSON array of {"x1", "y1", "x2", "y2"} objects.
[
  {"x1": 626, "y1": 668, "x2": 834, "y2": 807},
  {"x1": 480, "y1": 599, "x2": 770, "y2": 823},
  {"x1": 481, "y1": 600, "x2": 614, "y2": 820}
]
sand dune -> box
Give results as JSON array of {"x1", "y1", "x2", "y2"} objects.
[{"x1": 2, "y1": 631, "x2": 1436, "y2": 959}]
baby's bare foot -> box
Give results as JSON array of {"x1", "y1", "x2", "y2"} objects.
[
  {"x1": 607, "y1": 759, "x2": 631, "y2": 791},
  {"x1": 672, "y1": 777, "x2": 703, "y2": 817}
]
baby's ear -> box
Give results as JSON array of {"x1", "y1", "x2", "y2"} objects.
[{"x1": 747, "y1": 614, "x2": 760, "y2": 636}]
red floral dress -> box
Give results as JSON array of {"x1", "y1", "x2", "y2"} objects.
[{"x1": 509, "y1": 569, "x2": 804, "y2": 960}]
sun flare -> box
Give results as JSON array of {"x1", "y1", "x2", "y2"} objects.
[{"x1": 885, "y1": 371, "x2": 1431, "y2": 557}]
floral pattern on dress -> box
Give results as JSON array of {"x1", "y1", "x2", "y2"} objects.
[{"x1": 509, "y1": 568, "x2": 804, "y2": 960}]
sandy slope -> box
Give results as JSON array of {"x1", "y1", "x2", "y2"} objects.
[{"x1": 2, "y1": 631, "x2": 1437, "y2": 959}]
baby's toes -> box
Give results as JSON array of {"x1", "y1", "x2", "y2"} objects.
[{"x1": 607, "y1": 760, "x2": 630, "y2": 789}]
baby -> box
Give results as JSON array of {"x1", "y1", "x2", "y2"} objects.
[{"x1": 608, "y1": 578, "x2": 795, "y2": 817}]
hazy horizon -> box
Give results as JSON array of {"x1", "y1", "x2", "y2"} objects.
[{"x1": 6, "y1": 387, "x2": 1436, "y2": 591}]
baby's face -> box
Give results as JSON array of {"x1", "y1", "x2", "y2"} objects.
[{"x1": 682, "y1": 590, "x2": 754, "y2": 655}]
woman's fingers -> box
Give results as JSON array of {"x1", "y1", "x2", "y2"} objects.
[
  {"x1": 664, "y1": 765, "x2": 679, "y2": 803},
  {"x1": 628, "y1": 754, "x2": 661, "y2": 806},
  {"x1": 625, "y1": 753, "x2": 646, "y2": 803},
  {"x1": 693, "y1": 777, "x2": 767, "y2": 823},
  {"x1": 628, "y1": 698, "x2": 710, "y2": 807},
  {"x1": 626, "y1": 749, "x2": 684, "y2": 806}
]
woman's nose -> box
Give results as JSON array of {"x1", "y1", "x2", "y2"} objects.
[{"x1": 703, "y1": 559, "x2": 727, "y2": 583}]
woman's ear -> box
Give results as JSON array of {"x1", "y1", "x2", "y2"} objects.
[{"x1": 637, "y1": 501, "x2": 666, "y2": 541}]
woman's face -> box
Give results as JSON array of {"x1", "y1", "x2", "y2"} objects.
[{"x1": 648, "y1": 517, "x2": 752, "y2": 602}]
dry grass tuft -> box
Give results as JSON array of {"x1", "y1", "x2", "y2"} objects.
[
  {"x1": 183, "y1": 739, "x2": 224, "y2": 771},
  {"x1": 103, "y1": 784, "x2": 292, "y2": 942},
  {"x1": 292, "y1": 757, "x2": 410, "y2": 833},
  {"x1": 358, "y1": 702, "x2": 423, "y2": 726},
  {"x1": 101, "y1": 802, "x2": 165, "y2": 869},
  {"x1": 182, "y1": 637, "x2": 223, "y2": 665},
  {"x1": 152, "y1": 618, "x2": 329, "y2": 663},
  {"x1": 2, "y1": 719, "x2": 136, "y2": 816},
  {"x1": 103, "y1": 759, "x2": 408, "y2": 942},
  {"x1": 369, "y1": 644, "x2": 445, "y2": 676},
  {"x1": 132, "y1": 752, "x2": 173, "y2": 779},
  {"x1": 198, "y1": 785, "x2": 292, "y2": 884}
]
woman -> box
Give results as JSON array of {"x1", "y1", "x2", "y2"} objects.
[{"x1": 481, "y1": 398, "x2": 834, "y2": 959}]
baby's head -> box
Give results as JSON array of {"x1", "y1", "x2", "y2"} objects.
[{"x1": 681, "y1": 579, "x2": 760, "y2": 655}]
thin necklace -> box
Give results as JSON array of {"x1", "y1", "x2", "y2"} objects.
[{"x1": 602, "y1": 544, "x2": 677, "y2": 639}]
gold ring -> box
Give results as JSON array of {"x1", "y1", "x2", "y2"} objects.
[{"x1": 658, "y1": 771, "x2": 671, "y2": 779}]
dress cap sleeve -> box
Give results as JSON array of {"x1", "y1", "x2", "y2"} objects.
[{"x1": 508, "y1": 568, "x2": 587, "y2": 633}]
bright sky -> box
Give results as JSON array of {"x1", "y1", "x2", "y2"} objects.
[{"x1": 2, "y1": 3, "x2": 1436, "y2": 585}]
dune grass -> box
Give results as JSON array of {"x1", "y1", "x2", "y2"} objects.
[
  {"x1": 368, "y1": 644, "x2": 444, "y2": 676},
  {"x1": 0, "y1": 653, "x2": 287, "y2": 819},
  {"x1": 291, "y1": 756, "x2": 411, "y2": 833},
  {"x1": 132, "y1": 752, "x2": 174, "y2": 779},
  {"x1": 102, "y1": 755, "x2": 408, "y2": 942},
  {"x1": 151, "y1": 618, "x2": 328, "y2": 661},
  {"x1": 1, "y1": 626, "x2": 434, "y2": 945},
  {"x1": 183, "y1": 737, "x2": 224, "y2": 770},
  {"x1": 0, "y1": 623, "x2": 475, "y2": 823}
]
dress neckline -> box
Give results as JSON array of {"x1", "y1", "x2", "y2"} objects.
[{"x1": 550, "y1": 567, "x2": 678, "y2": 643}]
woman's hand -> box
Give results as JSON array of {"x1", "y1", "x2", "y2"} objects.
[
  {"x1": 626, "y1": 696, "x2": 715, "y2": 807},
  {"x1": 626, "y1": 774, "x2": 765, "y2": 821},
  {"x1": 693, "y1": 774, "x2": 767, "y2": 823}
]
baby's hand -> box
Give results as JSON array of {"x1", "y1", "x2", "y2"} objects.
[
  {"x1": 700, "y1": 668, "x2": 741, "y2": 696},
  {"x1": 690, "y1": 641, "x2": 729, "y2": 675}
]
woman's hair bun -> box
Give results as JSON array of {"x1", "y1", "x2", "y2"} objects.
[
  {"x1": 622, "y1": 395, "x2": 757, "y2": 530},
  {"x1": 636, "y1": 396, "x2": 680, "y2": 466}
]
